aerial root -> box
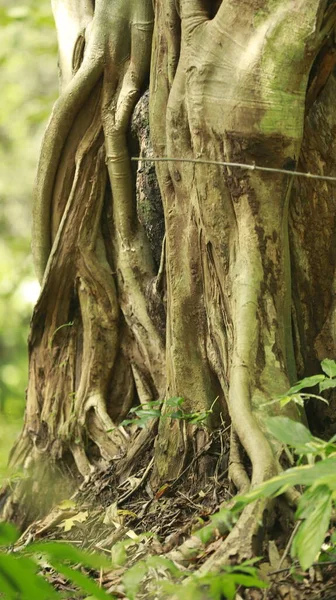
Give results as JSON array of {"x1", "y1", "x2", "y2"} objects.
[
  {"x1": 200, "y1": 498, "x2": 269, "y2": 572},
  {"x1": 228, "y1": 428, "x2": 250, "y2": 494},
  {"x1": 68, "y1": 395, "x2": 128, "y2": 478}
]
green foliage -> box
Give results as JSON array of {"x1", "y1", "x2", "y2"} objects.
[
  {"x1": 0, "y1": 523, "x2": 20, "y2": 546},
  {"x1": 291, "y1": 485, "x2": 332, "y2": 570},
  {"x1": 0, "y1": 553, "x2": 59, "y2": 600},
  {"x1": 229, "y1": 457, "x2": 336, "y2": 570},
  {"x1": 196, "y1": 508, "x2": 236, "y2": 545},
  {"x1": 265, "y1": 416, "x2": 336, "y2": 461},
  {"x1": 265, "y1": 359, "x2": 336, "y2": 410},
  {"x1": 119, "y1": 552, "x2": 266, "y2": 600},
  {"x1": 195, "y1": 447, "x2": 336, "y2": 572},
  {"x1": 195, "y1": 361, "x2": 336, "y2": 572},
  {"x1": 191, "y1": 362, "x2": 336, "y2": 572},
  {"x1": 115, "y1": 396, "x2": 217, "y2": 430},
  {"x1": 0, "y1": 531, "x2": 114, "y2": 600},
  {"x1": 159, "y1": 560, "x2": 267, "y2": 600},
  {"x1": 0, "y1": 525, "x2": 267, "y2": 599}
]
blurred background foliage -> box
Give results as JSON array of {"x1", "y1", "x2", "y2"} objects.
[{"x1": 0, "y1": 0, "x2": 57, "y2": 478}]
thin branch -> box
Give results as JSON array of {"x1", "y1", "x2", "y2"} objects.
[
  {"x1": 269, "y1": 559, "x2": 336, "y2": 576},
  {"x1": 129, "y1": 156, "x2": 336, "y2": 183},
  {"x1": 277, "y1": 521, "x2": 301, "y2": 570}
]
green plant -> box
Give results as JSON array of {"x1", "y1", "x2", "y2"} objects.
[
  {"x1": 122, "y1": 556, "x2": 267, "y2": 600},
  {"x1": 111, "y1": 549, "x2": 266, "y2": 600},
  {"x1": 194, "y1": 438, "x2": 336, "y2": 571},
  {"x1": 49, "y1": 321, "x2": 74, "y2": 349},
  {"x1": 196, "y1": 361, "x2": 336, "y2": 571},
  {"x1": 160, "y1": 559, "x2": 267, "y2": 600},
  {"x1": 0, "y1": 522, "x2": 268, "y2": 600},
  {"x1": 0, "y1": 522, "x2": 113, "y2": 600},
  {"x1": 263, "y1": 358, "x2": 336, "y2": 410},
  {"x1": 112, "y1": 396, "x2": 218, "y2": 431}
]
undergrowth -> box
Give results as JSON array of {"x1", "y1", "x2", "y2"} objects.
[{"x1": 1, "y1": 360, "x2": 336, "y2": 599}]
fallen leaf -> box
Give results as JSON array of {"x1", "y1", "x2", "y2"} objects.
[
  {"x1": 103, "y1": 503, "x2": 119, "y2": 525},
  {"x1": 155, "y1": 484, "x2": 170, "y2": 499},
  {"x1": 126, "y1": 530, "x2": 139, "y2": 540},
  {"x1": 268, "y1": 540, "x2": 281, "y2": 569},
  {"x1": 57, "y1": 499, "x2": 77, "y2": 511},
  {"x1": 117, "y1": 509, "x2": 137, "y2": 519},
  {"x1": 58, "y1": 510, "x2": 88, "y2": 532}
]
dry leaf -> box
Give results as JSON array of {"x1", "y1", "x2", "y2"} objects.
[
  {"x1": 58, "y1": 510, "x2": 88, "y2": 532},
  {"x1": 57, "y1": 499, "x2": 77, "y2": 511},
  {"x1": 126, "y1": 530, "x2": 139, "y2": 540},
  {"x1": 268, "y1": 540, "x2": 281, "y2": 569},
  {"x1": 155, "y1": 484, "x2": 170, "y2": 499},
  {"x1": 103, "y1": 502, "x2": 119, "y2": 525},
  {"x1": 117, "y1": 509, "x2": 137, "y2": 518}
]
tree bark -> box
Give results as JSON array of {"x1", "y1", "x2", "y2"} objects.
[{"x1": 2, "y1": 0, "x2": 336, "y2": 555}]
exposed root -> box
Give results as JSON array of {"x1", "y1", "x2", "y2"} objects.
[
  {"x1": 2, "y1": 0, "x2": 167, "y2": 505},
  {"x1": 33, "y1": 41, "x2": 104, "y2": 280},
  {"x1": 228, "y1": 428, "x2": 250, "y2": 494},
  {"x1": 200, "y1": 499, "x2": 270, "y2": 572}
]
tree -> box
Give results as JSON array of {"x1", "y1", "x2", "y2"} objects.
[{"x1": 2, "y1": 0, "x2": 336, "y2": 566}]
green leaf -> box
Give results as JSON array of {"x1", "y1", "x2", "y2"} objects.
[
  {"x1": 117, "y1": 419, "x2": 134, "y2": 428},
  {"x1": 111, "y1": 540, "x2": 129, "y2": 566},
  {"x1": 287, "y1": 375, "x2": 325, "y2": 395},
  {"x1": 26, "y1": 542, "x2": 110, "y2": 569},
  {"x1": 51, "y1": 560, "x2": 112, "y2": 600},
  {"x1": 161, "y1": 580, "x2": 203, "y2": 600},
  {"x1": 196, "y1": 524, "x2": 216, "y2": 544},
  {"x1": 135, "y1": 409, "x2": 161, "y2": 418},
  {"x1": 122, "y1": 561, "x2": 148, "y2": 600},
  {"x1": 291, "y1": 486, "x2": 332, "y2": 570},
  {"x1": 280, "y1": 394, "x2": 304, "y2": 408},
  {"x1": 0, "y1": 522, "x2": 20, "y2": 546},
  {"x1": 319, "y1": 379, "x2": 336, "y2": 392},
  {"x1": 168, "y1": 409, "x2": 184, "y2": 419},
  {"x1": 266, "y1": 417, "x2": 314, "y2": 448},
  {"x1": 321, "y1": 359, "x2": 336, "y2": 379},
  {"x1": 197, "y1": 508, "x2": 234, "y2": 543},
  {"x1": 146, "y1": 555, "x2": 183, "y2": 577},
  {"x1": 233, "y1": 456, "x2": 336, "y2": 509},
  {"x1": 295, "y1": 485, "x2": 327, "y2": 520},
  {"x1": 165, "y1": 397, "x2": 185, "y2": 408},
  {"x1": 129, "y1": 400, "x2": 161, "y2": 413},
  {"x1": 232, "y1": 573, "x2": 268, "y2": 588},
  {"x1": 0, "y1": 554, "x2": 58, "y2": 600},
  {"x1": 187, "y1": 412, "x2": 209, "y2": 424},
  {"x1": 209, "y1": 574, "x2": 236, "y2": 600}
]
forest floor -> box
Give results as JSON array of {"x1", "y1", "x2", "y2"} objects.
[{"x1": 10, "y1": 428, "x2": 336, "y2": 600}]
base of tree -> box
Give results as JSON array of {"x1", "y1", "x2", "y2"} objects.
[{"x1": 4, "y1": 443, "x2": 336, "y2": 600}]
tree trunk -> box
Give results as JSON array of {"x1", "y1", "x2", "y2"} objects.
[{"x1": 2, "y1": 0, "x2": 336, "y2": 556}]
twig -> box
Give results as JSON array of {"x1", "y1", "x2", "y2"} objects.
[
  {"x1": 269, "y1": 559, "x2": 336, "y2": 576},
  {"x1": 95, "y1": 525, "x2": 128, "y2": 552},
  {"x1": 131, "y1": 156, "x2": 336, "y2": 183},
  {"x1": 277, "y1": 521, "x2": 301, "y2": 570},
  {"x1": 176, "y1": 491, "x2": 204, "y2": 510},
  {"x1": 118, "y1": 457, "x2": 154, "y2": 504}
]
